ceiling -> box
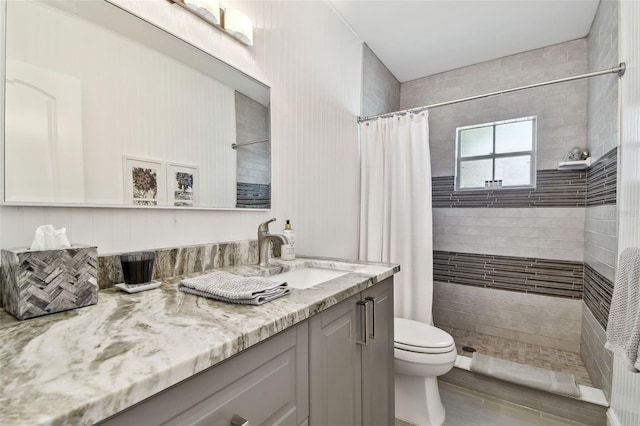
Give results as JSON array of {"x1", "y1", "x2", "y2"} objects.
[{"x1": 328, "y1": 0, "x2": 601, "y2": 82}]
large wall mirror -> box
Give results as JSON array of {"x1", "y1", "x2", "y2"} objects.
[{"x1": 3, "y1": 0, "x2": 271, "y2": 209}]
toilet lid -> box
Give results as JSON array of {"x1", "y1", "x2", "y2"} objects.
[{"x1": 394, "y1": 318, "x2": 455, "y2": 354}]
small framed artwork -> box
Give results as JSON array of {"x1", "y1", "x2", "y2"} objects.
[
  {"x1": 122, "y1": 156, "x2": 166, "y2": 206},
  {"x1": 167, "y1": 162, "x2": 198, "y2": 207}
]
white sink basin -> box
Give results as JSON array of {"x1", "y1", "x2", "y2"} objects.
[{"x1": 270, "y1": 267, "x2": 352, "y2": 289}]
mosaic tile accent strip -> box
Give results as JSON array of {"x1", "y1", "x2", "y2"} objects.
[
  {"x1": 440, "y1": 326, "x2": 593, "y2": 387},
  {"x1": 433, "y1": 150, "x2": 616, "y2": 209},
  {"x1": 236, "y1": 182, "x2": 271, "y2": 209},
  {"x1": 583, "y1": 263, "x2": 614, "y2": 329},
  {"x1": 432, "y1": 169, "x2": 587, "y2": 208},
  {"x1": 97, "y1": 240, "x2": 259, "y2": 289},
  {"x1": 433, "y1": 251, "x2": 584, "y2": 299},
  {"x1": 586, "y1": 147, "x2": 617, "y2": 206}
]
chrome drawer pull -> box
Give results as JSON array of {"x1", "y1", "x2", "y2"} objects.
[
  {"x1": 356, "y1": 299, "x2": 372, "y2": 346},
  {"x1": 231, "y1": 415, "x2": 249, "y2": 426},
  {"x1": 365, "y1": 296, "x2": 377, "y2": 339}
]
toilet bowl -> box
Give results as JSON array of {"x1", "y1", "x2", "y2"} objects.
[{"x1": 394, "y1": 318, "x2": 457, "y2": 426}]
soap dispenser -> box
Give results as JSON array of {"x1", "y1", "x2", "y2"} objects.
[{"x1": 281, "y1": 220, "x2": 296, "y2": 260}]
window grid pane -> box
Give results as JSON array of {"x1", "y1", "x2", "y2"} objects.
[
  {"x1": 495, "y1": 155, "x2": 532, "y2": 186},
  {"x1": 495, "y1": 120, "x2": 533, "y2": 154},
  {"x1": 459, "y1": 126, "x2": 493, "y2": 157},
  {"x1": 459, "y1": 159, "x2": 493, "y2": 189}
]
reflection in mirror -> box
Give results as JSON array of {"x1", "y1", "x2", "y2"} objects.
[
  {"x1": 4, "y1": 0, "x2": 270, "y2": 209},
  {"x1": 234, "y1": 92, "x2": 271, "y2": 208}
]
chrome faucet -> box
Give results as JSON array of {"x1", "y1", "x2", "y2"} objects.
[{"x1": 258, "y1": 218, "x2": 290, "y2": 267}]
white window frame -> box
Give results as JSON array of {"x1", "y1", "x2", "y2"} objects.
[{"x1": 454, "y1": 116, "x2": 537, "y2": 191}]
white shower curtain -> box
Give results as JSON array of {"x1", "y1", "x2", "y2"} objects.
[{"x1": 359, "y1": 112, "x2": 433, "y2": 324}]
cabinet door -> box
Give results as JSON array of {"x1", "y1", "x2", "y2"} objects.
[
  {"x1": 361, "y1": 278, "x2": 394, "y2": 426},
  {"x1": 309, "y1": 294, "x2": 362, "y2": 426},
  {"x1": 99, "y1": 323, "x2": 308, "y2": 426}
]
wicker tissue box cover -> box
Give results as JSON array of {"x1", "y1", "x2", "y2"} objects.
[{"x1": 1, "y1": 245, "x2": 98, "y2": 320}]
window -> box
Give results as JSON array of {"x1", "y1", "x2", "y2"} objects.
[{"x1": 455, "y1": 116, "x2": 536, "y2": 190}]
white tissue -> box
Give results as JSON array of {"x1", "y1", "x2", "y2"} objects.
[{"x1": 30, "y1": 225, "x2": 71, "y2": 251}]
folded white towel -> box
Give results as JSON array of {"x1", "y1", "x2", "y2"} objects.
[
  {"x1": 470, "y1": 353, "x2": 580, "y2": 397},
  {"x1": 178, "y1": 271, "x2": 290, "y2": 305},
  {"x1": 605, "y1": 247, "x2": 640, "y2": 372}
]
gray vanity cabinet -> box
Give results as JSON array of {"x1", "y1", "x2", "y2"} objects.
[
  {"x1": 100, "y1": 322, "x2": 309, "y2": 426},
  {"x1": 361, "y1": 279, "x2": 395, "y2": 426},
  {"x1": 309, "y1": 278, "x2": 394, "y2": 426},
  {"x1": 99, "y1": 278, "x2": 394, "y2": 426}
]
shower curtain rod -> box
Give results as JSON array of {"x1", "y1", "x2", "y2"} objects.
[
  {"x1": 231, "y1": 138, "x2": 270, "y2": 149},
  {"x1": 357, "y1": 62, "x2": 626, "y2": 123}
]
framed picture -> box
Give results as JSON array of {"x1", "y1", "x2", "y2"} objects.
[
  {"x1": 167, "y1": 163, "x2": 198, "y2": 207},
  {"x1": 122, "y1": 156, "x2": 166, "y2": 206}
]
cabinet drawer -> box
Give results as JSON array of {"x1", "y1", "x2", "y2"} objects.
[
  {"x1": 168, "y1": 348, "x2": 298, "y2": 426},
  {"x1": 101, "y1": 323, "x2": 308, "y2": 426}
]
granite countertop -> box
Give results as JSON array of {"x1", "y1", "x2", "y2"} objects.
[{"x1": 0, "y1": 256, "x2": 399, "y2": 425}]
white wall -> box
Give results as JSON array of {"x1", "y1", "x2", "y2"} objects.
[
  {"x1": 0, "y1": 0, "x2": 363, "y2": 256},
  {"x1": 609, "y1": 0, "x2": 640, "y2": 424}
]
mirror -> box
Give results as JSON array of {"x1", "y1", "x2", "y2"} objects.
[{"x1": 3, "y1": 0, "x2": 271, "y2": 209}]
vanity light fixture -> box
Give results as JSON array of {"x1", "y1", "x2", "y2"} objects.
[
  {"x1": 222, "y1": 7, "x2": 253, "y2": 46},
  {"x1": 169, "y1": 0, "x2": 253, "y2": 46},
  {"x1": 184, "y1": 0, "x2": 220, "y2": 25}
]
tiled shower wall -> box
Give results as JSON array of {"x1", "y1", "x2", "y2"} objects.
[
  {"x1": 433, "y1": 282, "x2": 582, "y2": 352},
  {"x1": 433, "y1": 251, "x2": 584, "y2": 298},
  {"x1": 432, "y1": 207, "x2": 585, "y2": 262},
  {"x1": 235, "y1": 92, "x2": 271, "y2": 208},
  {"x1": 581, "y1": 0, "x2": 618, "y2": 400},
  {"x1": 361, "y1": 44, "x2": 400, "y2": 117},
  {"x1": 401, "y1": 39, "x2": 588, "y2": 176},
  {"x1": 432, "y1": 170, "x2": 587, "y2": 209},
  {"x1": 400, "y1": 40, "x2": 591, "y2": 351},
  {"x1": 587, "y1": 0, "x2": 619, "y2": 162},
  {"x1": 235, "y1": 92, "x2": 270, "y2": 186},
  {"x1": 582, "y1": 294, "x2": 613, "y2": 397}
]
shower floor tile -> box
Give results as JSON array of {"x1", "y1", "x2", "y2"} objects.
[{"x1": 442, "y1": 327, "x2": 593, "y2": 387}]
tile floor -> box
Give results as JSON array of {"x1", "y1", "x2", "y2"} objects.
[
  {"x1": 440, "y1": 327, "x2": 593, "y2": 387},
  {"x1": 395, "y1": 382, "x2": 587, "y2": 426}
]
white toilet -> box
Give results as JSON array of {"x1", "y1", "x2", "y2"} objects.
[{"x1": 394, "y1": 318, "x2": 457, "y2": 426}]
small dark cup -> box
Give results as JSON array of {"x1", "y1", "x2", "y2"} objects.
[{"x1": 120, "y1": 251, "x2": 155, "y2": 285}]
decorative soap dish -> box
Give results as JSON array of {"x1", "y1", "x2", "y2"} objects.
[{"x1": 115, "y1": 281, "x2": 162, "y2": 293}]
